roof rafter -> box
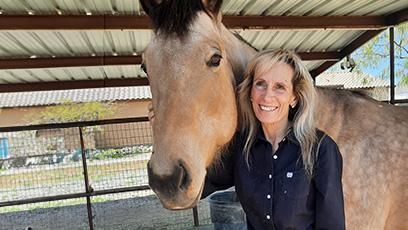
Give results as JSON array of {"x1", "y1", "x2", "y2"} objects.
[
  {"x1": 0, "y1": 15, "x2": 394, "y2": 30},
  {"x1": 386, "y1": 7, "x2": 408, "y2": 26},
  {"x1": 0, "y1": 52, "x2": 341, "y2": 70},
  {"x1": 0, "y1": 78, "x2": 149, "y2": 93},
  {"x1": 0, "y1": 56, "x2": 142, "y2": 69}
]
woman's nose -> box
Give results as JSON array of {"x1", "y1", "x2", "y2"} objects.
[{"x1": 263, "y1": 88, "x2": 276, "y2": 99}]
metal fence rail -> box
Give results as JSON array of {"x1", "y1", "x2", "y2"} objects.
[{"x1": 0, "y1": 117, "x2": 210, "y2": 230}]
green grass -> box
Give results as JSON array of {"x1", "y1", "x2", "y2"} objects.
[{"x1": 0, "y1": 159, "x2": 148, "y2": 190}]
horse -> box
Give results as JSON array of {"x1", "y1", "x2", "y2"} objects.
[{"x1": 140, "y1": 0, "x2": 408, "y2": 229}]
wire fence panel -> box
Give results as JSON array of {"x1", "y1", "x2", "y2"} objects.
[
  {"x1": 85, "y1": 122, "x2": 152, "y2": 192},
  {"x1": 0, "y1": 128, "x2": 85, "y2": 203},
  {"x1": 0, "y1": 198, "x2": 89, "y2": 230},
  {"x1": 0, "y1": 118, "x2": 213, "y2": 229}
]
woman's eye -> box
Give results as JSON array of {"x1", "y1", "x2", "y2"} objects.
[
  {"x1": 275, "y1": 84, "x2": 285, "y2": 90},
  {"x1": 207, "y1": 53, "x2": 222, "y2": 67},
  {"x1": 141, "y1": 63, "x2": 147, "y2": 74},
  {"x1": 255, "y1": 81, "x2": 267, "y2": 90}
]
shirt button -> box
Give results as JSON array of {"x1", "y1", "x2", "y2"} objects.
[
  {"x1": 266, "y1": 194, "x2": 271, "y2": 199},
  {"x1": 273, "y1": 155, "x2": 278, "y2": 160},
  {"x1": 268, "y1": 174, "x2": 272, "y2": 179},
  {"x1": 266, "y1": 215, "x2": 271, "y2": 220},
  {"x1": 283, "y1": 190, "x2": 287, "y2": 194}
]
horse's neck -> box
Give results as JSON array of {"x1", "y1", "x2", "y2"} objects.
[
  {"x1": 221, "y1": 26, "x2": 257, "y2": 85},
  {"x1": 314, "y1": 88, "x2": 346, "y2": 141}
]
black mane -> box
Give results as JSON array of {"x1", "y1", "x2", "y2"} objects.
[{"x1": 148, "y1": 0, "x2": 207, "y2": 37}]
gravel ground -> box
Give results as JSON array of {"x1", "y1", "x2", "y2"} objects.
[{"x1": 0, "y1": 195, "x2": 212, "y2": 230}]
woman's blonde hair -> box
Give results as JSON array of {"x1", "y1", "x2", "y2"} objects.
[{"x1": 238, "y1": 49, "x2": 317, "y2": 177}]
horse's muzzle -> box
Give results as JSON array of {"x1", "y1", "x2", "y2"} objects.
[{"x1": 147, "y1": 159, "x2": 192, "y2": 199}]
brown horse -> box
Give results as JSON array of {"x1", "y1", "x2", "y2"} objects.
[{"x1": 140, "y1": 0, "x2": 408, "y2": 229}]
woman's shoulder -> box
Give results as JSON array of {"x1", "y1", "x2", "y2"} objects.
[
  {"x1": 316, "y1": 129, "x2": 338, "y2": 148},
  {"x1": 315, "y1": 129, "x2": 342, "y2": 161}
]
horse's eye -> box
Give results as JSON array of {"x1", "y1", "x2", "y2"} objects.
[
  {"x1": 141, "y1": 63, "x2": 147, "y2": 74},
  {"x1": 207, "y1": 53, "x2": 222, "y2": 67}
]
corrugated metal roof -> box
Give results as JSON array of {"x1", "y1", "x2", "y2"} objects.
[
  {"x1": 0, "y1": 86, "x2": 151, "y2": 108},
  {"x1": 0, "y1": 0, "x2": 407, "y2": 92},
  {"x1": 0, "y1": 30, "x2": 152, "y2": 58},
  {"x1": 0, "y1": 0, "x2": 404, "y2": 16},
  {"x1": 316, "y1": 72, "x2": 389, "y2": 89},
  {"x1": 0, "y1": 0, "x2": 144, "y2": 15},
  {"x1": 237, "y1": 30, "x2": 363, "y2": 52}
]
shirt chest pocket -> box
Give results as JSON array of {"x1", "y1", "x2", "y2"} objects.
[{"x1": 279, "y1": 169, "x2": 311, "y2": 199}]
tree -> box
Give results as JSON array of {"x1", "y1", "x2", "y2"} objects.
[
  {"x1": 330, "y1": 22, "x2": 408, "y2": 86},
  {"x1": 30, "y1": 100, "x2": 117, "y2": 124}
]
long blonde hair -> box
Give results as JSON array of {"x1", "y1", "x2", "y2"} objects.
[{"x1": 238, "y1": 49, "x2": 317, "y2": 177}]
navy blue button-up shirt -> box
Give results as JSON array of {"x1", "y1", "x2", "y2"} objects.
[{"x1": 203, "y1": 128, "x2": 345, "y2": 230}]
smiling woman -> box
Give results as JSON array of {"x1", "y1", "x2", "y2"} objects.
[
  {"x1": 204, "y1": 50, "x2": 345, "y2": 229},
  {"x1": 239, "y1": 50, "x2": 317, "y2": 175}
]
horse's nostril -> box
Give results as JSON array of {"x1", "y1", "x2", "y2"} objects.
[
  {"x1": 147, "y1": 159, "x2": 192, "y2": 197},
  {"x1": 178, "y1": 160, "x2": 191, "y2": 190}
]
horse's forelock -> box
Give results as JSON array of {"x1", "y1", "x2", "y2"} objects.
[{"x1": 150, "y1": 0, "x2": 208, "y2": 37}]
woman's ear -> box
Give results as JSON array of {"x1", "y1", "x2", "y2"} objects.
[{"x1": 290, "y1": 99, "x2": 298, "y2": 108}]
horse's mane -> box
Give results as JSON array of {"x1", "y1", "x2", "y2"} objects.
[{"x1": 146, "y1": 0, "x2": 208, "y2": 37}]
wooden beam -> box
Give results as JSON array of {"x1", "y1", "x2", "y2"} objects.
[
  {"x1": 0, "y1": 52, "x2": 340, "y2": 69},
  {"x1": 0, "y1": 15, "x2": 390, "y2": 30},
  {"x1": 223, "y1": 16, "x2": 387, "y2": 30},
  {"x1": 310, "y1": 61, "x2": 339, "y2": 78},
  {"x1": 299, "y1": 52, "x2": 341, "y2": 61},
  {"x1": 0, "y1": 56, "x2": 142, "y2": 69},
  {"x1": 0, "y1": 15, "x2": 152, "y2": 30},
  {"x1": 310, "y1": 30, "x2": 384, "y2": 77},
  {"x1": 386, "y1": 7, "x2": 408, "y2": 26},
  {"x1": 0, "y1": 78, "x2": 149, "y2": 92}
]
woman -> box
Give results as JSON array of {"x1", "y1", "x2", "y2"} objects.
[
  {"x1": 203, "y1": 50, "x2": 345, "y2": 229},
  {"x1": 149, "y1": 49, "x2": 345, "y2": 229}
]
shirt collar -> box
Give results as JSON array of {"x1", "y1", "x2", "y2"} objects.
[{"x1": 255, "y1": 124, "x2": 300, "y2": 146}]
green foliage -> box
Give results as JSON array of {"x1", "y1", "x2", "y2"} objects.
[
  {"x1": 400, "y1": 76, "x2": 408, "y2": 86},
  {"x1": 32, "y1": 100, "x2": 117, "y2": 124},
  {"x1": 361, "y1": 77, "x2": 372, "y2": 85},
  {"x1": 91, "y1": 146, "x2": 150, "y2": 160}
]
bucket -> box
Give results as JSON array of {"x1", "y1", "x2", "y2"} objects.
[{"x1": 208, "y1": 190, "x2": 247, "y2": 230}]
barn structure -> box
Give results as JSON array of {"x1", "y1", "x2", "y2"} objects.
[{"x1": 0, "y1": 0, "x2": 407, "y2": 229}]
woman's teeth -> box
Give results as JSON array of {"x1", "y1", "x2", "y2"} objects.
[{"x1": 260, "y1": 105, "x2": 277, "y2": 111}]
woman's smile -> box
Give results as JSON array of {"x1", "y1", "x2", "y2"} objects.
[{"x1": 259, "y1": 104, "x2": 278, "y2": 112}]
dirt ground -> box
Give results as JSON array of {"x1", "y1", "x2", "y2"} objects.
[{"x1": 0, "y1": 195, "x2": 212, "y2": 230}]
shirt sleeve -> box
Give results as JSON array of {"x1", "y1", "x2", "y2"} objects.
[{"x1": 314, "y1": 135, "x2": 346, "y2": 230}]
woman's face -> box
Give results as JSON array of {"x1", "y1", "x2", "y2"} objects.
[{"x1": 250, "y1": 62, "x2": 297, "y2": 125}]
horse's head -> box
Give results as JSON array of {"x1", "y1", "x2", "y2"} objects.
[{"x1": 141, "y1": 0, "x2": 238, "y2": 209}]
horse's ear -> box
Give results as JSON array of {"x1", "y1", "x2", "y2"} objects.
[
  {"x1": 202, "y1": 0, "x2": 223, "y2": 19},
  {"x1": 140, "y1": 0, "x2": 162, "y2": 18}
]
